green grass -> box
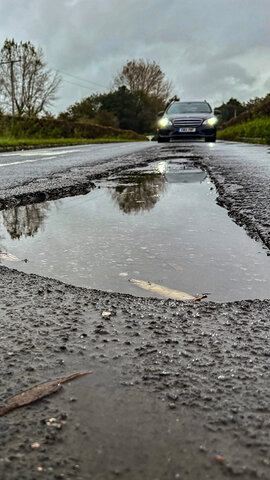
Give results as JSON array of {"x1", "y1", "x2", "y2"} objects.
[
  {"x1": 217, "y1": 116, "x2": 270, "y2": 144},
  {"x1": 0, "y1": 136, "x2": 146, "y2": 150}
]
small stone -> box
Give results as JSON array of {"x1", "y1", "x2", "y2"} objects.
[
  {"x1": 216, "y1": 455, "x2": 225, "y2": 462},
  {"x1": 168, "y1": 402, "x2": 176, "y2": 409},
  {"x1": 199, "y1": 445, "x2": 207, "y2": 452},
  {"x1": 167, "y1": 393, "x2": 178, "y2": 401},
  {"x1": 94, "y1": 328, "x2": 109, "y2": 335},
  {"x1": 102, "y1": 311, "x2": 111, "y2": 317},
  {"x1": 31, "y1": 442, "x2": 40, "y2": 449},
  {"x1": 52, "y1": 423, "x2": 62, "y2": 430}
]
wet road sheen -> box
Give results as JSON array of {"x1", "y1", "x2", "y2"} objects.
[
  {"x1": 0, "y1": 142, "x2": 154, "y2": 190},
  {"x1": 1, "y1": 158, "x2": 270, "y2": 302}
]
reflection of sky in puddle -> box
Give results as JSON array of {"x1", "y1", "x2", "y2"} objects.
[{"x1": 0, "y1": 162, "x2": 270, "y2": 302}]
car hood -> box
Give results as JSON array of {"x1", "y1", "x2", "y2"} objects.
[{"x1": 166, "y1": 112, "x2": 213, "y2": 120}]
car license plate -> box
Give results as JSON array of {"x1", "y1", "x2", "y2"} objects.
[{"x1": 179, "y1": 128, "x2": 196, "y2": 133}]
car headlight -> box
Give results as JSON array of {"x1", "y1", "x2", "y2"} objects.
[
  {"x1": 158, "y1": 117, "x2": 172, "y2": 127},
  {"x1": 203, "y1": 117, "x2": 218, "y2": 126}
]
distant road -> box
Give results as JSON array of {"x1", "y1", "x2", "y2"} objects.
[{"x1": 0, "y1": 142, "x2": 154, "y2": 191}]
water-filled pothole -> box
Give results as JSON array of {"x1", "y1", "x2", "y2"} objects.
[{"x1": 0, "y1": 160, "x2": 270, "y2": 302}]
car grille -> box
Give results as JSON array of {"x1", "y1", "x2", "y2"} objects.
[{"x1": 172, "y1": 118, "x2": 203, "y2": 127}]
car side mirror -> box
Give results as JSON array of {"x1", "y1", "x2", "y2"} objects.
[
  {"x1": 157, "y1": 111, "x2": 164, "y2": 117},
  {"x1": 214, "y1": 109, "x2": 221, "y2": 115}
]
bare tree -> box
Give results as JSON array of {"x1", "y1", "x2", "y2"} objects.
[
  {"x1": 114, "y1": 59, "x2": 172, "y2": 103},
  {"x1": 0, "y1": 39, "x2": 61, "y2": 116}
]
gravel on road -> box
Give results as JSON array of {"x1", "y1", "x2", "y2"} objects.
[{"x1": 0, "y1": 141, "x2": 269, "y2": 480}]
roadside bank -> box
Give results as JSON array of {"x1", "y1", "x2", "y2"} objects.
[{"x1": 217, "y1": 117, "x2": 270, "y2": 145}]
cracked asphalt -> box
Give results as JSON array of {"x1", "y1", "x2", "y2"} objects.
[{"x1": 0, "y1": 141, "x2": 269, "y2": 480}]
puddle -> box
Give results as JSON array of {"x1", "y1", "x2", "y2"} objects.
[{"x1": 0, "y1": 160, "x2": 270, "y2": 302}]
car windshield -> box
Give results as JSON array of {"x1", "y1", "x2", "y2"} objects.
[{"x1": 167, "y1": 102, "x2": 212, "y2": 114}]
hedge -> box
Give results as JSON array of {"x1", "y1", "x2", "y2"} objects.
[{"x1": 0, "y1": 115, "x2": 145, "y2": 140}]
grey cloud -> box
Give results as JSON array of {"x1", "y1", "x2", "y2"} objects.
[
  {"x1": 180, "y1": 61, "x2": 257, "y2": 106},
  {"x1": 264, "y1": 77, "x2": 270, "y2": 90},
  {"x1": 0, "y1": 0, "x2": 269, "y2": 112}
]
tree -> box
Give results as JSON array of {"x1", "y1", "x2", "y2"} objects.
[
  {"x1": 114, "y1": 59, "x2": 172, "y2": 103},
  {"x1": 0, "y1": 39, "x2": 61, "y2": 116},
  {"x1": 97, "y1": 87, "x2": 163, "y2": 133},
  {"x1": 60, "y1": 87, "x2": 141, "y2": 131},
  {"x1": 216, "y1": 98, "x2": 245, "y2": 123},
  {"x1": 59, "y1": 96, "x2": 97, "y2": 122},
  {"x1": 243, "y1": 94, "x2": 270, "y2": 116},
  {"x1": 96, "y1": 87, "x2": 140, "y2": 131},
  {"x1": 60, "y1": 86, "x2": 166, "y2": 133},
  {"x1": 60, "y1": 59, "x2": 173, "y2": 133}
]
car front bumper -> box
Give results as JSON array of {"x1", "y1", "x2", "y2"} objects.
[{"x1": 157, "y1": 124, "x2": 216, "y2": 140}]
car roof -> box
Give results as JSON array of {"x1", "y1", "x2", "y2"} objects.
[{"x1": 172, "y1": 100, "x2": 210, "y2": 104}]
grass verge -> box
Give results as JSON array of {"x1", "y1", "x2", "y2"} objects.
[
  {"x1": 0, "y1": 136, "x2": 146, "y2": 150},
  {"x1": 217, "y1": 117, "x2": 270, "y2": 145}
]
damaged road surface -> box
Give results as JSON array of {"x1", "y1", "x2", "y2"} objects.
[
  {"x1": 1, "y1": 158, "x2": 270, "y2": 302},
  {"x1": 0, "y1": 142, "x2": 154, "y2": 192},
  {"x1": 0, "y1": 141, "x2": 270, "y2": 479}
]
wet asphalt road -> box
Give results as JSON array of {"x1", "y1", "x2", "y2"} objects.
[
  {"x1": 189, "y1": 140, "x2": 270, "y2": 249},
  {"x1": 0, "y1": 142, "x2": 153, "y2": 191},
  {"x1": 0, "y1": 140, "x2": 270, "y2": 480},
  {"x1": 1, "y1": 154, "x2": 270, "y2": 303}
]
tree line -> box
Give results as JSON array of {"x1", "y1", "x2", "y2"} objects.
[
  {"x1": 0, "y1": 39, "x2": 175, "y2": 133},
  {"x1": 58, "y1": 59, "x2": 176, "y2": 133},
  {"x1": 216, "y1": 95, "x2": 270, "y2": 126},
  {"x1": 0, "y1": 38, "x2": 269, "y2": 134}
]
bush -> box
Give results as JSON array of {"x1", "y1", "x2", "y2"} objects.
[
  {"x1": 218, "y1": 116, "x2": 270, "y2": 143},
  {"x1": 0, "y1": 115, "x2": 145, "y2": 140}
]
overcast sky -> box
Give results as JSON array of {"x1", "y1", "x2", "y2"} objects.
[{"x1": 1, "y1": 0, "x2": 269, "y2": 114}]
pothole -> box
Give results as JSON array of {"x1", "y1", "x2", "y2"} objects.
[{"x1": 0, "y1": 159, "x2": 270, "y2": 302}]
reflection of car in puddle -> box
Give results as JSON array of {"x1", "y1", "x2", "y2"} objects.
[
  {"x1": 157, "y1": 161, "x2": 206, "y2": 184},
  {"x1": 165, "y1": 170, "x2": 206, "y2": 184}
]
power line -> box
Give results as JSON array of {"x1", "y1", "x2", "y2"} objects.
[
  {"x1": 61, "y1": 78, "x2": 101, "y2": 91},
  {"x1": 54, "y1": 68, "x2": 109, "y2": 90}
]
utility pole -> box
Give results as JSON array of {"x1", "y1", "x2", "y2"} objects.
[{"x1": 0, "y1": 58, "x2": 21, "y2": 115}]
